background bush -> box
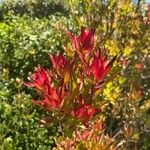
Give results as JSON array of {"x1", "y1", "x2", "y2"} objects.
[{"x1": 0, "y1": 0, "x2": 150, "y2": 149}]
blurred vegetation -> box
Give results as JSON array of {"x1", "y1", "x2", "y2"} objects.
[
  {"x1": 0, "y1": 0, "x2": 150, "y2": 149},
  {"x1": 0, "y1": 0, "x2": 69, "y2": 18}
]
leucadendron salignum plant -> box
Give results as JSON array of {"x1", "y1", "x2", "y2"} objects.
[{"x1": 25, "y1": 27, "x2": 117, "y2": 136}]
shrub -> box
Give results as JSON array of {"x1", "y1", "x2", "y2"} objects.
[{"x1": 0, "y1": 0, "x2": 150, "y2": 149}]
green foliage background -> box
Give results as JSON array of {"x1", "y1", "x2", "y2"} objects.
[{"x1": 0, "y1": 0, "x2": 150, "y2": 149}]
